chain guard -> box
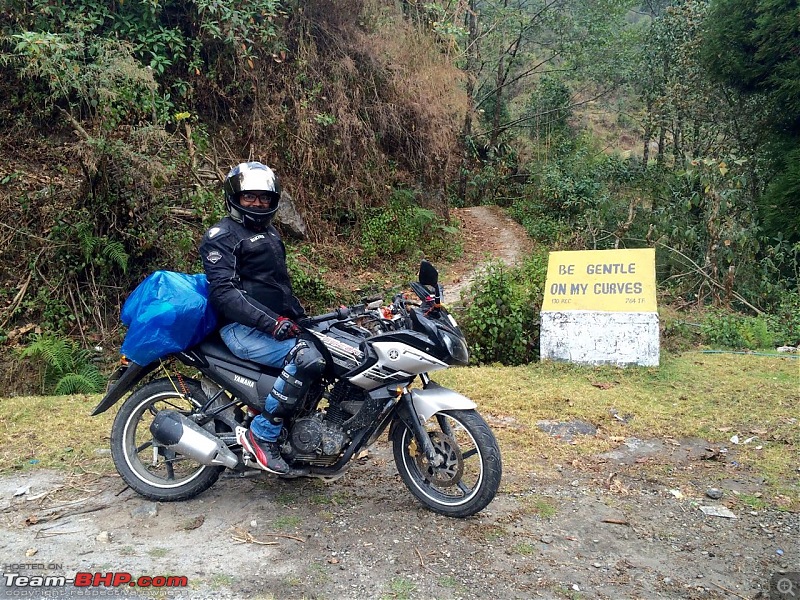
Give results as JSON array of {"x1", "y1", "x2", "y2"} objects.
[{"x1": 413, "y1": 431, "x2": 464, "y2": 487}]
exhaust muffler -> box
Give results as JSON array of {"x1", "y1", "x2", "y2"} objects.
[{"x1": 149, "y1": 410, "x2": 239, "y2": 469}]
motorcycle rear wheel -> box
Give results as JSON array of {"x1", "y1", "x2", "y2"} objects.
[
  {"x1": 111, "y1": 378, "x2": 225, "y2": 501},
  {"x1": 392, "y1": 409, "x2": 501, "y2": 518}
]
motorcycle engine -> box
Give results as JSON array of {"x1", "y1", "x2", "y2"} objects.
[{"x1": 290, "y1": 415, "x2": 348, "y2": 456}]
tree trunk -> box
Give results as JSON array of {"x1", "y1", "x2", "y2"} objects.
[{"x1": 457, "y1": 0, "x2": 479, "y2": 204}]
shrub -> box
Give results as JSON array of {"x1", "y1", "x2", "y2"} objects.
[
  {"x1": 19, "y1": 334, "x2": 105, "y2": 395},
  {"x1": 360, "y1": 189, "x2": 460, "y2": 265},
  {"x1": 285, "y1": 248, "x2": 338, "y2": 314},
  {"x1": 459, "y1": 253, "x2": 547, "y2": 365},
  {"x1": 765, "y1": 290, "x2": 800, "y2": 346},
  {"x1": 700, "y1": 311, "x2": 774, "y2": 350}
]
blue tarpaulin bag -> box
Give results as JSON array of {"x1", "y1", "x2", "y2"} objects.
[{"x1": 120, "y1": 271, "x2": 217, "y2": 366}]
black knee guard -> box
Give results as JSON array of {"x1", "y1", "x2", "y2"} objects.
[
  {"x1": 287, "y1": 341, "x2": 326, "y2": 377},
  {"x1": 270, "y1": 341, "x2": 326, "y2": 414}
]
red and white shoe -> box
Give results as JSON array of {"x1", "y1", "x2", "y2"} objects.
[{"x1": 236, "y1": 427, "x2": 289, "y2": 474}]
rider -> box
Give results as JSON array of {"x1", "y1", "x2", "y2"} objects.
[{"x1": 200, "y1": 161, "x2": 326, "y2": 474}]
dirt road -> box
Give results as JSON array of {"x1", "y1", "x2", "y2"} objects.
[{"x1": 1, "y1": 435, "x2": 797, "y2": 599}]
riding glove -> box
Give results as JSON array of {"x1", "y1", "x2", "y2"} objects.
[{"x1": 273, "y1": 317, "x2": 301, "y2": 340}]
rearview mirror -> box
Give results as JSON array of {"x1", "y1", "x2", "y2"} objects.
[
  {"x1": 418, "y1": 260, "x2": 441, "y2": 303},
  {"x1": 419, "y1": 260, "x2": 439, "y2": 288}
]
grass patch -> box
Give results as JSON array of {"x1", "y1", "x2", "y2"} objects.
[
  {"x1": 513, "y1": 542, "x2": 537, "y2": 556},
  {"x1": 520, "y1": 494, "x2": 558, "y2": 518},
  {"x1": 209, "y1": 574, "x2": 234, "y2": 588},
  {"x1": 738, "y1": 493, "x2": 769, "y2": 510},
  {"x1": 273, "y1": 515, "x2": 302, "y2": 529},
  {"x1": 0, "y1": 394, "x2": 115, "y2": 473},
  {"x1": 434, "y1": 352, "x2": 799, "y2": 509},
  {"x1": 381, "y1": 577, "x2": 416, "y2": 600}
]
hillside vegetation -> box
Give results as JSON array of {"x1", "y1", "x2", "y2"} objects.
[{"x1": 1, "y1": 0, "x2": 799, "y2": 393}]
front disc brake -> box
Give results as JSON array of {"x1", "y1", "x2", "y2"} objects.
[{"x1": 414, "y1": 431, "x2": 464, "y2": 487}]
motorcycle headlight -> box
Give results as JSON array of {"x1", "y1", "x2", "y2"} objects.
[{"x1": 441, "y1": 330, "x2": 469, "y2": 365}]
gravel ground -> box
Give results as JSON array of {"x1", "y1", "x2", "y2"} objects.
[{"x1": 1, "y1": 437, "x2": 797, "y2": 600}]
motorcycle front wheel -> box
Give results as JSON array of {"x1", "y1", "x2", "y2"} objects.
[
  {"x1": 111, "y1": 378, "x2": 225, "y2": 501},
  {"x1": 392, "y1": 409, "x2": 502, "y2": 518}
]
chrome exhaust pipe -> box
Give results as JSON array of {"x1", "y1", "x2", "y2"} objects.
[{"x1": 149, "y1": 410, "x2": 239, "y2": 469}]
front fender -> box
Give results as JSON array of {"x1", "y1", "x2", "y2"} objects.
[{"x1": 410, "y1": 381, "x2": 477, "y2": 422}]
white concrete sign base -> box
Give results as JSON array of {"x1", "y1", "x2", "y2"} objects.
[{"x1": 541, "y1": 311, "x2": 660, "y2": 367}]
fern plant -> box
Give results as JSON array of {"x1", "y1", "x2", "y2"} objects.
[{"x1": 19, "y1": 334, "x2": 105, "y2": 395}]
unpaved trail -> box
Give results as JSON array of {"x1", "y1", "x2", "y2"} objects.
[
  {"x1": 440, "y1": 206, "x2": 534, "y2": 304},
  {"x1": 1, "y1": 439, "x2": 796, "y2": 599}
]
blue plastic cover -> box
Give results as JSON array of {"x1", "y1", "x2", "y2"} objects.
[{"x1": 120, "y1": 271, "x2": 217, "y2": 366}]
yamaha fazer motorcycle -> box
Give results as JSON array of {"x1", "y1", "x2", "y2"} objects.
[{"x1": 92, "y1": 261, "x2": 502, "y2": 517}]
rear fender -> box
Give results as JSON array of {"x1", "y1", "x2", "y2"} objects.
[{"x1": 90, "y1": 362, "x2": 157, "y2": 416}]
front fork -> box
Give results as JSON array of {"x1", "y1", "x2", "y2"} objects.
[{"x1": 395, "y1": 374, "x2": 445, "y2": 467}]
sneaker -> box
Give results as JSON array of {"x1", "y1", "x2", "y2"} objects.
[{"x1": 236, "y1": 427, "x2": 289, "y2": 474}]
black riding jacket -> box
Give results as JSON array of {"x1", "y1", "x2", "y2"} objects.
[{"x1": 200, "y1": 217, "x2": 305, "y2": 332}]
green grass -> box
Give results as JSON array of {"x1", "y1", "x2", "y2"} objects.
[
  {"x1": 381, "y1": 577, "x2": 416, "y2": 600},
  {"x1": 0, "y1": 353, "x2": 797, "y2": 508},
  {"x1": 520, "y1": 494, "x2": 558, "y2": 518},
  {"x1": 0, "y1": 394, "x2": 115, "y2": 472},
  {"x1": 273, "y1": 515, "x2": 302, "y2": 529}
]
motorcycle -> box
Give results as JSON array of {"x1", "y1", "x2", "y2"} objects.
[{"x1": 91, "y1": 261, "x2": 502, "y2": 518}]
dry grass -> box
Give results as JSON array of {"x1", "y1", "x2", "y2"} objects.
[
  {"x1": 435, "y1": 352, "x2": 800, "y2": 508},
  {"x1": 0, "y1": 395, "x2": 115, "y2": 474},
  {"x1": 1, "y1": 352, "x2": 797, "y2": 508}
]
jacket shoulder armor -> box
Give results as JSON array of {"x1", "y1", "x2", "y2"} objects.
[{"x1": 203, "y1": 220, "x2": 236, "y2": 243}]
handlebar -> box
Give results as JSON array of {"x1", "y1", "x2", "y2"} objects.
[{"x1": 301, "y1": 306, "x2": 352, "y2": 326}]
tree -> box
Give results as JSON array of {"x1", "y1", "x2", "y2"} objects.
[{"x1": 702, "y1": 0, "x2": 800, "y2": 240}]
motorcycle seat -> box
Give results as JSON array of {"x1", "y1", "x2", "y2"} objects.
[{"x1": 195, "y1": 333, "x2": 282, "y2": 376}]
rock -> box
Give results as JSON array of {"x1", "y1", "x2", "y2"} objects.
[
  {"x1": 706, "y1": 488, "x2": 723, "y2": 500},
  {"x1": 699, "y1": 505, "x2": 737, "y2": 519},
  {"x1": 131, "y1": 502, "x2": 159, "y2": 518},
  {"x1": 540, "y1": 535, "x2": 554, "y2": 544},
  {"x1": 275, "y1": 191, "x2": 307, "y2": 239},
  {"x1": 537, "y1": 420, "x2": 597, "y2": 442},
  {"x1": 96, "y1": 531, "x2": 112, "y2": 543}
]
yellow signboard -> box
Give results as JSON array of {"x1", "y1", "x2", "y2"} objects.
[{"x1": 542, "y1": 248, "x2": 657, "y2": 312}]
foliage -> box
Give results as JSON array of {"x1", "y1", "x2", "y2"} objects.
[
  {"x1": 701, "y1": 0, "x2": 800, "y2": 245},
  {"x1": 525, "y1": 76, "x2": 573, "y2": 145},
  {"x1": 699, "y1": 310, "x2": 773, "y2": 350},
  {"x1": 2, "y1": 31, "x2": 157, "y2": 129},
  {"x1": 285, "y1": 247, "x2": 338, "y2": 314},
  {"x1": 359, "y1": 189, "x2": 460, "y2": 265},
  {"x1": 764, "y1": 290, "x2": 800, "y2": 346},
  {"x1": 18, "y1": 333, "x2": 105, "y2": 395},
  {"x1": 459, "y1": 253, "x2": 547, "y2": 365}
]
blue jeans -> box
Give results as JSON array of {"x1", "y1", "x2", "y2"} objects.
[{"x1": 220, "y1": 323, "x2": 298, "y2": 442}]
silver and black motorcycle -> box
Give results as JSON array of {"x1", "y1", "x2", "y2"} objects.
[{"x1": 91, "y1": 261, "x2": 502, "y2": 518}]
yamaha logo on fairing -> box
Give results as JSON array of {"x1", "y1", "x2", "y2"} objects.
[{"x1": 234, "y1": 374, "x2": 255, "y2": 388}]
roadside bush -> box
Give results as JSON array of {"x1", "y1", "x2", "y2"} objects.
[
  {"x1": 459, "y1": 253, "x2": 547, "y2": 365},
  {"x1": 765, "y1": 290, "x2": 800, "y2": 346},
  {"x1": 700, "y1": 310, "x2": 774, "y2": 350},
  {"x1": 360, "y1": 189, "x2": 460, "y2": 265},
  {"x1": 285, "y1": 247, "x2": 338, "y2": 314},
  {"x1": 19, "y1": 333, "x2": 105, "y2": 395}
]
